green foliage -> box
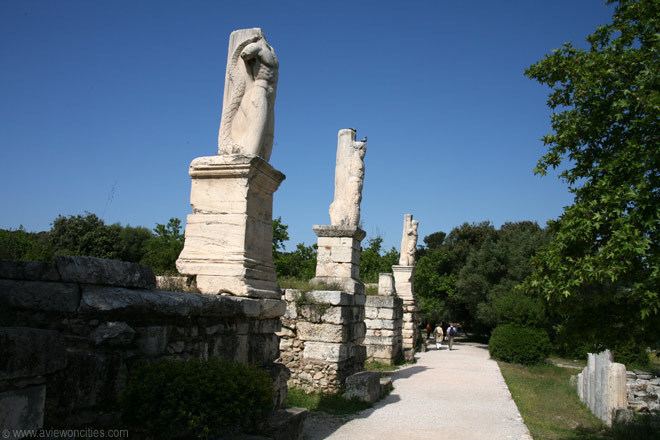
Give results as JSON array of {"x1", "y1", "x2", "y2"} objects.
[
  {"x1": 275, "y1": 243, "x2": 317, "y2": 280},
  {"x1": 0, "y1": 227, "x2": 51, "y2": 261},
  {"x1": 272, "y1": 217, "x2": 289, "y2": 253},
  {"x1": 286, "y1": 387, "x2": 371, "y2": 415},
  {"x1": 524, "y1": 0, "x2": 659, "y2": 351},
  {"x1": 359, "y1": 236, "x2": 399, "y2": 283},
  {"x1": 414, "y1": 221, "x2": 548, "y2": 334},
  {"x1": 140, "y1": 218, "x2": 184, "y2": 275},
  {"x1": 489, "y1": 324, "x2": 551, "y2": 365},
  {"x1": 49, "y1": 213, "x2": 122, "y2": 259},
  {"x1": 0, "y1": 213, "x2": 184, "y2": 275},
  {"x1": 121, "y1": 359, "x2": 273, "y2": 439},
  {"x1": 611, "y1": 412, "x2": 660, "y2": 440},
  {"x1": 611, "y1": 338, "x2": 651, "y2": 368}
]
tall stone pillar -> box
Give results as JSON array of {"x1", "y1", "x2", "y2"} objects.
[
  {"x1": 176, "y1": 28, "x2": 284, "y2": 300},
  {"x1": 392, "y1": 213, "x2": 420, "y2": 361},
  {"x1": 176, "y1": 155, "x2": 284, "y2": 298},
  {"x1": 392, "y1": 265, "x2": 418, "y2": 361},
  {"x1": 364, "y1": 273, "x2": 403, "y2": 365},
  {"x1": 278, "y1": 128, "x2": 368, "y2": 393}
]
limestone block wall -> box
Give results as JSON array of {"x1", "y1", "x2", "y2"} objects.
[
  {"x1": 576, "y1": 350, "x2": 627, "y2": 426},
  {"x1": 278, "y1": 289, "x2": 366, "y2": 394},
  {"x1": 364, "y1": 296, "x2": 403, "y2": 365},
  {"x1": 625, "y1": 370, "x2": 660, "y2": 413},
  {"x1": 0, "y1": 257, "x2": 288, "y2": 429}
]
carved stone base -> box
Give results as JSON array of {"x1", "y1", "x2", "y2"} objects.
[
  {"x1": 176, "y1": 154, "x2": 285, "y2": 299},
  {"x1": 310, "y1": 225, "x2": 366, "y2": 295}
]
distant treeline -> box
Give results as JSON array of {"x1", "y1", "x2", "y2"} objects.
[{"x1": 0, "y1": 213, "x2": 184, "y2": 274}]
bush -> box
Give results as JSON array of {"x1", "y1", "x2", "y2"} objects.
[
  {"x1": 489, "y1": 324, "x2": 551, "y2": 365},
  {"x1": 121, "y1": 359, "x2": 273, "y2": 439}
]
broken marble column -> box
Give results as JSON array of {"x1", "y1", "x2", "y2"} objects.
[
  {"x1": 278, "y1": 129, "x2": 368, "y2": 393},
  {"x1": 177, "y1": 28, "x2": 285, "y2": 299},
  {"x1": 364, "y1": 274, "x2": 403, "y2": 365},
  {"x1": 575, "y1": 350, "x2": 628, "y2": 426},
  {"x1": 392, "y1": 213, "x2": 420, "y2": 361},
  {"x1": 311, "y1": 129, "x2": 367, "y2": 295}
]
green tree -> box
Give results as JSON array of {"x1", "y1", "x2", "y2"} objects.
[
  {"x1": 272, "y1": 217, "x2": 289, "y2": 253},
  {"x1": 275, "y1": 243, "x2": 317, "y2": 280},
  {"x1": 524, "y1": 0, "x2": 659, "y2": 354},
  {"x1": 141, "y1": 218, "x2": 184, "y2": 275},
  {"x1": 0, "y1": 227, "x2": 51, "y2": 261},
  {"x1": 456, "y1": 222, "x2": 549, "y2": 334},
  {"x1": 49, "y1": 213, "x2": 121, "y2": 259},
  {"x1": 359, "y1": 236, "x2": 399, "y2": 284}
]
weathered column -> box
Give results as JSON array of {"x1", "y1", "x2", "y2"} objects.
[
  {"x1": 177, "y1": 28, "x2": 284, "y2": 299},
  {"x1": 364, "y1": 273, "x2": 403, "y2": 365},
  {"x1": 311, "y1": 128, "x2": 368, "y2": 295},
  {"x1": 278, "y1": 128, "x2": 368, "y2": 393},
  {"x1": 392, "y1": 213, "x2": 419, "y2": 361},
  {"x1": 575, "y1": 350, "x2": 628, "y2": 426},
  {"x1": 175, "y1": 28, "x2": 292, "y2": 415}
]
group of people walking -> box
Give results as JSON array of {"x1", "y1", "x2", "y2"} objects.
[{"x1": 425, "y1": 322, "x2": 458, "y2": 350}]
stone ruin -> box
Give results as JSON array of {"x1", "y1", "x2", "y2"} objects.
[
  {"x1": 576, "y1": 349, "x2": 660, "y2": 426},
  {"x1": 364, "y1": 273, "x2": 404, "y2": 365},
  {"x1": 392, "y1": 213, "x2": 420, "y2": 361},
  {"x1": 0, "y1": 28, "x2": 304, "y2": 437},
  {"x1": 278, "y1": 129, "x2": 369, "y2": 394},
  {"x1": 0, "y1": 26, "x2": 424, "y2": 434}
]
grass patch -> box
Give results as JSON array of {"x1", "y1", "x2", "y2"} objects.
[
  {"x1": 365, "y1": 360, "x2": 398, "y2": 373},
  {"x1": 365, "y1": 284, "x2": 379, "y2": 295},
  {"x1": 286, "y1": 387, "x2": 371, "y2": 415},
  {"x1": 498, "y1": 361, "x2": 609, "y2": 439},
  {"x1": 278, "y1": 277, "x2": 315, "y2": 292},
  {"x1": 278, "y1": 277, "x2": 343, "y2": 292}
]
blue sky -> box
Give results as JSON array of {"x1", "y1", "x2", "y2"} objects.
[{"x1": 0, "y1": 0, "x2": 614, "y2": 250}]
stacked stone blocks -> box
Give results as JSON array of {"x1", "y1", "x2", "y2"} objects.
[
  {"x1": 392, "y1": 265, "x2": 419, "y2": 361},
  {"x1": 278, "y1": 289, "x2": 366, "y2": 394},
  {"x1": 364, "y1": 292, "x2": 403, "y2": 365},
  {"x1": 0, "y1": 256, "x2": 288, "y2": 428}
]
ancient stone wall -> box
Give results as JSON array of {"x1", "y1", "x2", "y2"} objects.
[
  {"x1": 0, "y1": 257, "x2": 287, "y2": 429},
  {"x1": 625, "y1": 369, "x2": 660, "y2": 414},
  {"x1": 364, "y1": 295, "x2": 403, "y2": 365},
  {"x1": 278, "y1": 289, "x2": 366, "y2": 394}
]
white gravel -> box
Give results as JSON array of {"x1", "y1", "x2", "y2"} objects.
[{"x1": 303, "y1": 342, "x2": 532, "y2": 440}]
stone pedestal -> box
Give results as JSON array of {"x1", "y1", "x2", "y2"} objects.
[
  {"x1": 392, "y1": 265, "x2": 418, "y2": 361},
  {"x1": 310, "y1": 225, "x2": 366, "y2": 295},
  {"x1": 364, "y1": 295, "x2": 403, "y2": 365},
  {"x1": 176, "y1": 154, "x2": 285, "y2": 298},
  {"x1": 278, "y1": 290, "x2": 366, "y2": 394}
]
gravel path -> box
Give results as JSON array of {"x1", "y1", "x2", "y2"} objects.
[{"x1": 303, "y1": 342, "x2": 532, "y2": 440}]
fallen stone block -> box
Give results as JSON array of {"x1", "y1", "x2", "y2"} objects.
[{"x1": 343, "y1": 371, "x2": 381, "y2": 403}]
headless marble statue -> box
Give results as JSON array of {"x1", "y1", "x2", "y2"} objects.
[
  {"x1": 399, "y1": 214, "x2": 419, "y2": 266},
  {"x1": 329, "y1": 129, "x2": 367, "y2": 227},
  {"x1": 218, "y1": 28, "x2": 278, "y2": 161}
]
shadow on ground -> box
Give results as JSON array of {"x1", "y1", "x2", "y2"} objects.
[{"x1": 302, "y1": 365, "x2": 428, "y2": 440}]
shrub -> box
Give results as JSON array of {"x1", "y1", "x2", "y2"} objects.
[
  {"x1": 489, "y1": 324, "x2": 551, "y2": 365},
  {"x1": 121, "y1": 359, "x2": 273, "y2": 439}
]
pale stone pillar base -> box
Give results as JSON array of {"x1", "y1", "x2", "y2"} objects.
[
  {"x1": 392, "y1": 265, "x2": 418, "y2": 361},
  {"x1": 279, "y1": 289, "x2": 366, "y2": 394},
  {"x1": 310, "y1": 225, "x2": 366, "y2": 295},
  {"x1": 176, "y1": 154, "x2": 285, "y2": 299}
]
